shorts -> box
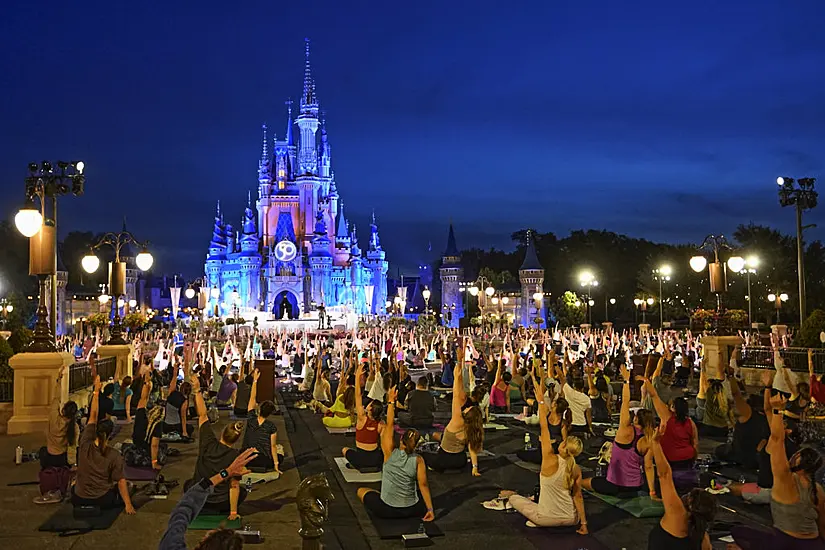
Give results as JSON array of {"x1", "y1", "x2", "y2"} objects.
[
  {"x1": 589, "y1": 476, "x2": 643, "y2": 497},
  {"x1": 740, "y1": 483, "x2": 772, "y2": 505},
  {"x1": 362, "y1": 491, "x2": 426, "y2": 519}
]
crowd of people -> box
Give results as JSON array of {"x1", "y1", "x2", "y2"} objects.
[{"x1": 34, "y1": 324, "x2": 825, "y2": 548}]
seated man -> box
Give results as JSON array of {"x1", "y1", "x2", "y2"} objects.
[
  {"x1": 399, "y1": 377, "x2": 437, "y2": 429},
  {"x1": 242, "y1": 370, "x2": 284, "y2": 473},
  {"x1": 128, "y1": 371, "x2": 166, "y2": 470}
]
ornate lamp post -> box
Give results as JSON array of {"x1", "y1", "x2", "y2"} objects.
[
  {"x1": 82, "y1": 230, "x2": 153, "y2": 345},
  {"x1": 0, "y1": 299, "x2": 13, "y2": 330},
  {"x1": 689, "y1": 235, "x2": 744, "y2": 332},
  {"x1": 230, "y1": 287, "x2": 240, "y2": 338},
  {"x1": 767, "y1": 292, "x2": 789, "y2": 324},
  {"x1": 777, "y1": 177, "x2": 818, "y2": 325},
  {"x1": 14, "y1": 161, "x2": 85, "y2": 351},
  {"x1": 634, "y1": 297, "x2": 654, "y2": 324},
  {"x1": 422, "y1": 287, "x2": 431, "y2": 314},
  {"x1": 579, "y1": 271, "x2": 599, "y2": 324},
  {"x1": 652, "y1": 265, "x2": 672, "y2": 328}
]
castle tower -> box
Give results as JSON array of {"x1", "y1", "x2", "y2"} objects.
[
  {"x1": 238, "y1": 194, "x2": 262, "y2": 310},
  {"x1": 296, "y1": 38, "x2": 320, "y2": 176},
  {"x1": 519, "y1": 231, "x2": 545, "y2": 328},
  {"x1": 439, "y1": 224, "x2": 464, "y2": 327},
  {"x1": 365, "y1": 213, "x2": 388, "y2": 315},
  {"x1": 257, "y1": 124, "x2": 273, "y2": 239},
  {"x1": 308, "y1": 208, "x2": 333, "y2": 306},
  {"x1": 333, "y1": 201, "x2": 351, "y2": 265},
  {"x1": 319, "y1": 114, "x2": 331, "y2": 179},
  {"x1": 206, "y1": 202, "x2": 227, "y2": 307}
]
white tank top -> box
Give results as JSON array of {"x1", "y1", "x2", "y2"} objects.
[{"x1": 537, "y1": 460, "x2": 577, "y2": 524}]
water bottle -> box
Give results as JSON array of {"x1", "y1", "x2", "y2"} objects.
[
  {"x1": 245, "y1": 477, "x2": 253, "y2": 493},
  {"x1": 524, "y1": 433, "x2": 531, "y2": 451},
  {"x1": 15, "y1": 446, "x2": 23, "y2": 465},
  {"x1": 418, "y1": 522, "x2": 425, "y2": 535},
  {"x1": 739, "y1": 474, "x2": 746, "y2": 485}
]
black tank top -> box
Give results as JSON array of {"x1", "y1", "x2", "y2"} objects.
[{"x1": 647, "y1": 523, "x2": 693, "y2": 550}]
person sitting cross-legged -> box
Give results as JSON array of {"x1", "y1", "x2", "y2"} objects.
[
  {"x1": 158, "y1": 448, "x2": 256, "y2": 550},
  {"x1": 356, "y1": 386, "x2": 435, "y2": 521},
  {"x1": 242, "y1": 369, "x2": 284, "y2": 473},
  {"x1": 398, "y1": 376, "x2": 437, "y2": 429}
]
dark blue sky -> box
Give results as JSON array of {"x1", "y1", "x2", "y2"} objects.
[{"x1": 2, "y1": 0, "x2": 824, "y2": 277}]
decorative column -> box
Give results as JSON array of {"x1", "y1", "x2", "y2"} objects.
[
  {"x1": 7, "y1": 352, "x2": 73, "y2": 435},
  {"x1": 97, "y1": 343, "x2": 133, "y2": 381}
]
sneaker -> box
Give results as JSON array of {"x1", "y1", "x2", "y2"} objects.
[
  {"x1": 294, "y1": 401, "x2": 307, "y2": 410},
  {"x1": 525, "y1": 520, "x2": 538, "y2": 528},
  {"x1": 604, "y1": 428, "x2": 617, "y2": 437},
  {"x1": 482, "y1": 498, "x2": 512, "y2": 511},
  {"x1": 33, "y1": 491, "x2": 62, "y2": 505}
]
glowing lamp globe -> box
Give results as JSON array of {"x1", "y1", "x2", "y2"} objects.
[
  {"x1": 485, "y1": 286, "x2": 495, "y2": 297},
  {"x1": 98, "y1": 294, "x2": 110, "y2": 304},
  {"x1": 491, "y1": 297, "x2": 499, "y2": 305},
  {"x1": 768, "y1": 293, "x2": 776, "y2": 302},
  {"x1": 75, "y1": 161, "x2": 85, "y2": 173},
  {"x1": 780, "y1": 293, "x2": 789, "y2": 302},
  {"x1": 727, "y1": 256, "x2": 746, "y2": 273},
  {"x1": 634, "y1": 299, "x2": 641, "y2": 306},
  {"x1": 5, "y1": 304, "x2": 13, "y2": 313},
  {"x1": 422, "y1": 288, "x2": 431, "y2": 301},
  {"x1": 502, "y1": 297, "x2": 509, "y2": 305},
  {"x1": 533, "y1": 292, "x2": 543, "y2": 301},
  {"x1": 81, "y1": 253, "x2": 100, "y2": 273},
  {"x1": 660, "y1": 265, "x2": 673, "y2": 276},
  {"x1": 135, "y1": 249, "x2": 153, "y2": 271},
  {"x1": 15, "y1": 205, "x2": 43, "y2": 237},
  {"x1": 689, "y1": 256, "x2": 707, "y2": 273},
  {"x1": 128, "y1": 299, "x2": 137, "y2": 308},
  {"x1": 210, "y1": 287, "x2": 220, "y2": 299},
  {"x1": 117, "y1": 298, "x2": 125, "y2": 308},
  {"x1": 647, "y1": 298, "x2": 655, "y2": 305},
  {"x1": 746, "y1": 255, "x2": 759, "y2": 268},
  {"x1": 609, "y1": 298, "x2": 616, "y2": 305},
  {"x1": 588, "y1": 299, "x2": 595, "y2": 306},
  {"x1": 574, "y1": 300, "x2": 581, "y2": 307},
  {"x1": 468, "y1": 286, "x2": 479, "y2": 297},
  {"x1": 185, "y1": 288, "x2": 195, "y2": 299},
  {"x1": 777, "y1": 177, "x2": 785, "y2": 186}
]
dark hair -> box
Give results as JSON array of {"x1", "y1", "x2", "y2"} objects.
[
  {"x1": 672, "y1": 397, "x2": 689, "y2": 423},
  {"x1": 259, "y1": 400, "x2": 276, "y2": 418},
  {"x1": 102, "y1": 383, "x2": 115, "y2": 397},
  {"x1": 341, "y1": 386, "x2": 356, "y2": 411},
  {"x1": 194, "y1": 527, "x2": 244, "y2": 550},
  {"x1": 790, "y1": 447, "x2": 824, "y2": 506},
  {"x1": 400, "y1": 428, "x2": 420, "y2": 454},
  {"x1": 683, "y1": 488, "x2": 717, "y2": 549},
  {"x1": 554, "y1": 397, "x2": 572, "y2": 430},
  {"x1": 221, "y1": 421, "x2": 244, "y2": 445},
  {"x1": 635, "y1": 408, "x2": 656, "y2": 439},
  {"x1": 180, "y1": 381, "x2": 192, "y2": 397},
  {"x1": 748, "y1": 393, "x2": 765, "y2": 412},
  {"x1": 416, "y1": 376, "x2": 429, "y2": 389},
  {"x1": 95, "y1": 419, "x2": 114, "y2": 448},
  {"x1": 595, "y1": 375, "x2": 609, "y2": 394},
  {"x1": 62, "y1": 401, "x2": 78, "y2": 446},
  {"x1": 119, "y1": 376, "x2": 132, "y2": 403},
  {"x1": 573, "y1": 377, "x2": 585, "y2": 391},
  {"x1": 244, "y1": 374, "x2": 254, "y2": 385},
  {"x1": 368, "y1": 400, "x2": 383, "y2": 421},
  {"x1": 502, "y1": 372, "x2": 512, "y2": 383}
]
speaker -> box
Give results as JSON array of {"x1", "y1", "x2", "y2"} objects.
[
  {"x1": 29, "y1": 224, "x2": 56, "y2": 275},
  {"x1": 109, "y1": 261, "x2": 126, "y2": 297}
]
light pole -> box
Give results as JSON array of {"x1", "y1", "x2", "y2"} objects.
[
  {"x1": 210, "y1": 286, "x2": 220, "y2": 317},
  {"x1": 231, "y1": 287, "x2": 240, "y2": 338},
  {"x1": 605, "y1": 297, "x2": 616, "y2": 323},
  {"x1": 733, "y1": 255, "x2": 759, "y2": 326},
  {"x1": 533, "y1": 291, "x2": 544, "y2": 328},
  {"x1": 422, "y1": 287, "x2": 431, "y2": 315},
  {"x1": 777, "y1": 177, "x2": 818, "y2": 325},
  {"x1": 768, "y1": 292, "x2": 789, "y2": 324},
  {"x1": 652, "y1": 265, "x2": 672, "y2": 328},
  {"x1": 82, "y1": 230, "x2": 153, "y2": 345},
  {"x1": 689, "y1": 235, "x2": 744, "y2": 311},
  {"x1": 634, "y1": 297, "x2": 654, "y2": 324},
  {"x1": 14, "y1": 160, "x2": 86, "y2": 351},
  {"x1": 579, "y1": 271, "x2": 599, "y2": 324}
]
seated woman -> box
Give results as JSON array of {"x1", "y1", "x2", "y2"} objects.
[
  {"x1": 489, "y1": 360, "x2": 511, "y2": 414},
  {"x1": 695, "y1": 359, "x2": 732, "y2": 438},
  {"x1": 487, "y1": 366, "x2": 588, "y2": 531},
  {"x1": 35, "y1": 362, "x2": 78, "y2": 504},
  {"x1": 648, "y1": 428, "x2": 717, "y2": 549},
  {"x1": 314, "y1": 385, "x2": 356, "y2": 429},
  {"x1": 356, "y1": 387, "x2": 435, "y2": 521},
  {"x1": 312, "y1": 367, "x2": 332, "y2": 406},
  {"x1": 73, "y1": 375, "x2": 136, "y2": 514},
  {"x1": 587, "y1": 367, "x2": 612, "y2": 423},
  {"x1": 644, "y1": 377, "x2": 698, "y2": 469},
  {"x1": 232, "y1": 371, "x2": 253, "y2": 418},
  {"x1": 730, "y1": 391, "x2": 825, "y2": 549},
  {"x1": 342, "y1": 362, "x2": 385, "y2": 471},
  {"x1": 783, "y1": 378, "x2": 810, "y2": 432},
  {"x1": 242, "y1": 369, "x2": 284, "y2": 473},
  {"x1": 582, "y1": 363, "x2": 656, "y2": 498},
  {"x1": 509, "y1": 368, "x2": 528, "y2": 406},
  {"x1": 163, "y1": 359, "x2": 192, "y2": 438},
  {"x1": 714, "y1": 360, "x2": 768, "y2": 470},
  {"x1": 130, "y1": 371, "x2": 165, "y2": 471},
  {"x1": 426, "y1": 343, "x2": 485, "y2": 475},
  {"x1": 158, "y1": 448, "x2": 255, "y2": 550},
  {"x1": 111, "y1": 375, "x2": 133, "y2": 421},
  {"x1": 188, "y1": 375, "x2": 246, "y2": 519}
]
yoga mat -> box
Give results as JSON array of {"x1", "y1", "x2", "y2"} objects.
[
  {"x1": 512, "y1": 460, "x2": 541, "y2": 473},
  {"x1": 325, "y1": 426, "x2": 356, "y2": 434},
  {"x1": 366, "y1": 511, "x2": 444, "y2": 539},
  {"x1": 39, "y1": 503, "x2": 123, "y2": 535},
  {"x1": 241, "y1": 471, "x2": 280, "y2": 485},
  {"x1": 123, "y1": 465, "x2": 157, "y2": 481},
  {"x1": 490, "y1": 413, "x2": 520, "y2": 419},
  {"x1": 334, "y1": 457, "x2": 382, "y2": 483},
  {"x1": 584, "y1": 490, "x2": 664, "y2": 518},
  {"x1": 505, "y1": 513, "x2": 608, "y2": 550},
  {"x1": 483, "y1": 422, "x2": 508, "y2": 431},
  {"x1": 189, "y1": 515, "x2": 243, "y2": 530},
  {"x1": 161, "y1": 436, "x2": 194, "y2": 443}
]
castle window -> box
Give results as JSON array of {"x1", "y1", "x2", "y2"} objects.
[
  {"x1": 278, "y1": 169, "x2": 285, "y2": 178},
  {"x1": 279, "y1": 180, "x2": 285, "y2": 190}
]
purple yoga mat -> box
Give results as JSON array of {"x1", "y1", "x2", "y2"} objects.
[{"x1": 123, "y1": 465, "x2": 157, "y2": 481}]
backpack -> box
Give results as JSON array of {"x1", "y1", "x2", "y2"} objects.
[
  {"x1": 122, "y1": 442, "x2": 168, "y2": 468},
  {"x1": 39, "y1": 467, "x2": 74, "y2": 496},
  {"x1": 207, "y1": 404, "x2": 219, "y2": 424}
]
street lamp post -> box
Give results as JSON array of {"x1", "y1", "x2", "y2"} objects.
[
  {"x1": 605, "y1": 297, "x2": 616, "y2": 323},
  {"x1": 777, "y1": 177, "x2": 818, "y2": 325},
  {"x1": 579, "y1": 271, "x2": 599, "y2": 324},
  {"x1": 653, "y1": 265, "x2": 672, "y2": 328},
  {"x1": 634, "y1": 297, "x2": 654, "y2": 324},
  {"x1": 422, "y1": 287, "x2": 431, "y2": 315},
  {"x1": 82, "y1": 230, "x2": 153, "y2": 345},
  {"x1": 731, "y1": 256, "x2": 759, "y2": 326},
  {"x1": 0, "y1": 299, "x2": 13, "y2": 330},
  {"x1": 689, "y1": 235, "x2": 744, "y2": 331},
  {"x1": 14, "y1": 161, "x2": 86, "y2": 351},
  {"x1": 768, "y1": 292, "x2": 789, "y2": 324}
]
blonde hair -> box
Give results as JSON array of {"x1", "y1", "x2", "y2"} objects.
[{"x1": 562, "y1": 436, "x2": 583, "y2": 490}]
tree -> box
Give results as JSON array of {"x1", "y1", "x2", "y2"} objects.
[
  {"x1": 798, "y1": 309, "x2": 825, "y2": 348},
  {"x1": 552, "y1": 291, "x2": 585, "y2": 327}
]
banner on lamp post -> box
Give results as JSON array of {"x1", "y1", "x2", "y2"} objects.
[
  {"x1": 170, "y1": 286, "x2": 181, "y2": 320},
  {"x1": 364, "y1": 285, "x2": 375, "y2": 315}
]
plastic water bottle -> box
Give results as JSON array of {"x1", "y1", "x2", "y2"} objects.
[
  {"x1": 15, "y1": 446, "x2": 23, "y2": 465},
  {"x1": 524, "y1": 433, "x2": 531, "y2": 451},
  {"x1": 418, "y1": 522, "x2": 425, "y2": 535},
  {"x1": 245, "y1": 477, "x2": 253, "y2": 493}
]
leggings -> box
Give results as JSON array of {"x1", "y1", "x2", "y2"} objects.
[
  {"x1": 39, "y1": 447, "x2": 69, "y2": 469},
  {"x1": 248, "y1": 453, "x2": 286, "y2": 471},
  {"x1": 509, "y1": 494, "x2": 577, "y2": 527},
  {"x1": 345, "y1": 447, "x2": 384, "y2": 470},
  {"x1": 731, "y1": 526, "x2": 825, "y2": 550},
  {"x1": 363, "y1": 491, "x2": 426, "y2": 519},
  {"x1": 423, "y1": 447, "x2": 466, "y2": 472},
  {"x1": 323, "y1": 415, "x2": 352, "y2": 428},
  {"x1": 71, "y1": 487, "x2": 122, "y2": 509}
]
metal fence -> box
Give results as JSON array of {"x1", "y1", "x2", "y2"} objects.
[
  {"x1": 738, "y1": 346, "x2": 825, "y2": 376},
  {"x1": 68, "y1": 356, "x2": 117, "y2": 393},
  {"x1": 0, "y1": 379, "x2": 11, "y2": 402}
]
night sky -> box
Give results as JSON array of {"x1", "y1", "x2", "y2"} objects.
[{"x1": 2, "y1": 0, "x2": 824, "y2": 277}]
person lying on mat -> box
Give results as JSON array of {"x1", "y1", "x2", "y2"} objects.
[
  {"x1": 648, "y1": 427, "x2": 716, "y2": 550},
  {"x1": 158, "y1": 448, "x2": 256, "y2": 550},
  {"x1": 242, "y1": 369, "x2": 284, "y2": 474},
  {"x1": 642, "y1": 376, "x2": 698, "y2": 470},
  {"x1": 729, "y1": 388, "x2": 825, "y2": 549},
  {"x1": 188, "y1": 375, "x2": 246, "y2": 520},
  {"x1": 357, "y1": 386, "x2": 435, "y2": 522},
  {"x1": 132, "y1": 371, "x2": 165, "y2": 471},
  {"x1": 486, "y1": 367, "x2": 587, "y2": 531},
  {"x1": 582, "y1": 363, "x2": 656, "y2": 498},
  {"x1": 426, "y1": 341, "x2": 484, "y2": 476},
  {"x1": 74, "y1": 375, "x2": 136, "y2": 515},
  {"x1": 111, "y1": 375, "x2": 133, "y2": 422},
  {"x1": 342, "y1": 362, "x2": 386, "y2": 471},
  {"x1": 163, "y1": 358, "x2": 192, "y2": 438}
]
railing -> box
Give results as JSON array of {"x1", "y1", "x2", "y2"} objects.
[
  {"x1": 0, "y1": 379, "x2": 12, "y2": 402},
  {"x1": 738, "y1": 346, "x2": 825, "y2": 376},
  {"x1": 68, "y1": 356, "x2": 117, "y2": 393}
]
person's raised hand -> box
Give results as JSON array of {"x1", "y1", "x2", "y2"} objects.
[
  {"x1": 387, "y1": 386, "x2": 398, "y2": 403},
  {"x1": 252, "y1": 369, "x2": 261, "y2": 382},
  {"x1": 620, "y1": 364, "x2": 630, "y2": 382},
  {"x1": 769, "y1": 393, "x2": 788, "y2": 410},
  {"x1": 761, "y1": 369, "x2": 774, "y2": 388},
  {"x1": 226, "y1": 448, "x2": 257, "y2": 478}
]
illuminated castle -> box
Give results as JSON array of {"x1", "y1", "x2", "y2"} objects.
[{"x1": 205, "y1": 40, "x2": 388, "y2": 319}]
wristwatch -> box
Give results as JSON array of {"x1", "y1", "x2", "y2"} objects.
[{"x1": 219, "y1": 469, "x2": 229, "y2": 479}]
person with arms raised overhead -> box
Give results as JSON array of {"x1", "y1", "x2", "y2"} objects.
[
  {"x1": 242, "y1": 369, "x2": 284, "y2": 473},
  {"x1": 341, "y1": 360, "x2": 385, "y2": 471}
]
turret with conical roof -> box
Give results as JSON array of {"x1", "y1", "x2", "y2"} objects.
[
  {"x1": 519, "y1": 230, "x2": 545, "y2": 328},
  {"x1": 439, "y1": 223, "x2": 464, "y2": 328}
]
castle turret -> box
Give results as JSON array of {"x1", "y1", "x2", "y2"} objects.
[
  {"x1": 365, "y1": 213, "x2": 388, "y2": 315},
  {"x1": 333, "y1": 201, "x2": 351, "y2": 265},
  {"x1": 519, "y1": 231, "x2": 545, "y2": 328},
  {"x1": 297, "y1": 38, "x2": 320, "y2": 176},
  {"x1": 309, "y1": 208, "x2": 333, "y2": 305},
  {"x1": 206, "y1": 202, "x2": 227, "y2": 310},
  {"x1": 439, "y1": 224, "x2": 464, "y2": 327},
  {"x1": 319, "y1": 114, "x2": 331, "y2": 179}
]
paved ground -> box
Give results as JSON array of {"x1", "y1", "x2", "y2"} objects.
[{"x1": 0, "y1": 377, "x2": 782, "y2": 550}]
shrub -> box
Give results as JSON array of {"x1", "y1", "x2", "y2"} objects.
[{"x1": 798, "y1": 309, "x2": 825, "y2": 348}]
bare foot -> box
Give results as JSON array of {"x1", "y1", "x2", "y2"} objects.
[{"x1": 498, "y1": 490, "x2": 516, "y2": 499}]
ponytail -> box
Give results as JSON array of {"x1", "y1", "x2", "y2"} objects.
[
  {"x1": 401, "y1": 429, "x2": 420, "y2": 454},
  {"x1": 684, "y1": 489, "x2": 717, "y2": 550},
  {"x1": 62, "y1": 401, "x2": 78, "y2": 446},
  {"x1": 562, "y1": 436, "x2": 583, "y2": 490}
]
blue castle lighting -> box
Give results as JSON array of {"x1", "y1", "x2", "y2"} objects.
[{"x1": 205, "y1": 39, "x2": 388, "y2": 319}]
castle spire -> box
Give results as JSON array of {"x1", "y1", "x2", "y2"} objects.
[
  {"x1": 285, "y1": 99, "x2": 294, "y2": 147},
  {"x1": 336, "y1": 201, "x2": 348, "y2": 238},
  {"x1": 369, "y1": 212, "x2": 382, "y2": 251},
  {"x1": 258, "y1": 124, "x2": 271, "y2": 183},
  {"x1": 260, "y1": 124, "x2": 268, "y2": 161},
  {"x1": 247, "y1": 190, "x2": 251, "y2": 208},
  {"x1": 444, "y1": 223, "x2": 459, "y2": 258},
  {"x1": 301, "y1": 38, "x2": 317, "y2": 113},
  {"x1": 520, "y1": 230, "x2": 542, "y2": 270}
]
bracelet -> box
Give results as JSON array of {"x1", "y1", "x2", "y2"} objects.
[{"x1": 472, "y1": 464, "x2": 478, "y2": 469}]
